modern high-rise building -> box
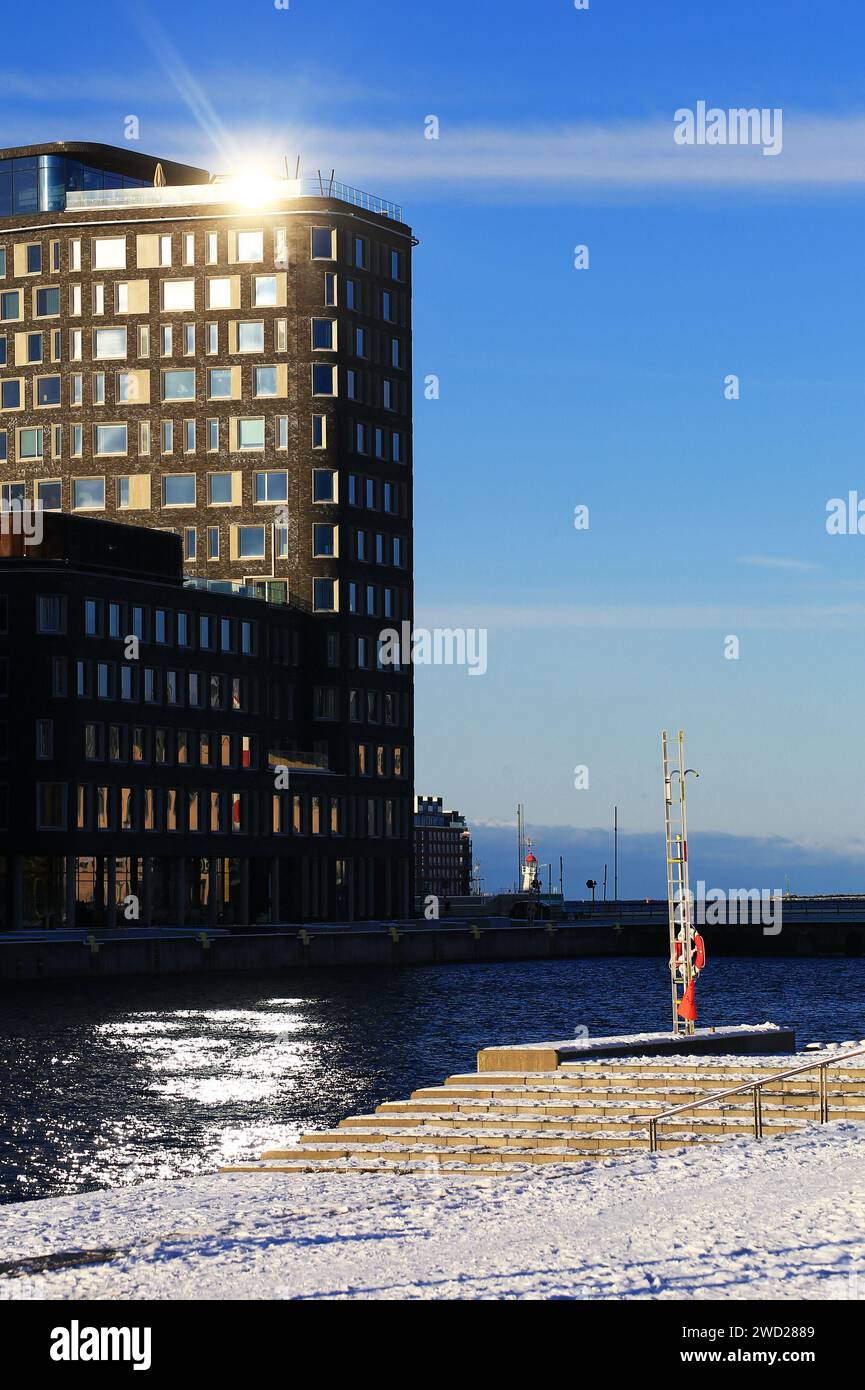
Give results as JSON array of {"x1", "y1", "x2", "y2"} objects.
[
  {"x1": 414, "y1": 796, "x2": 473, "y2": 903},
  {"x1": 0, "y1": 141, "x2": 415, "y2": 921}
]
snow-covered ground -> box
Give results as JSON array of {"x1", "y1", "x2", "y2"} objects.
[{"x1": 2, "y1": 1123, "x2": 864, "y2": 1300}]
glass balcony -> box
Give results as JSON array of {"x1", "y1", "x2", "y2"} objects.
[{"x1": 66, "y1": 176, "x2": 404, "y2": 222}]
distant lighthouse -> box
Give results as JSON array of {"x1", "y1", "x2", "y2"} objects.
[{"x1": 521, "y1": 846, "x2": 539, "y2": 893}]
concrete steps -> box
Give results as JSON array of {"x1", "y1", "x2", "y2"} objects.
[{"x1": 220, "y1": 1057, "x2": 865, "y2": 1179}]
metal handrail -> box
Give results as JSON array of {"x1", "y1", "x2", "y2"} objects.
[{"x1": 646, "y1": 1044, "x2": 865, "y2": 1152}]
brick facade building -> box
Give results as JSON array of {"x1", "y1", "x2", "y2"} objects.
[{"x1": 0, "y1": 143, "x2": 415, "y2": 923}]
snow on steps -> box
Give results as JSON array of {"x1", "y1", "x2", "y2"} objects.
[{"x1": 220, "y1": 1057, "x2": 865, "y2": 1179}]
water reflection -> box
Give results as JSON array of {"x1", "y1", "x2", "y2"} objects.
[{"x1": 0, "y1": 956, "x2": 863, "y2": 1203}]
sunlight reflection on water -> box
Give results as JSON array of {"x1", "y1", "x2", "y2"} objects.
[{"x1": 1, "y1": 956, "x2": 863, "y2": 1203}]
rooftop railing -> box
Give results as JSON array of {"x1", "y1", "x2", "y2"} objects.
[{"x1": 66, "y1": 176, "x2": 404, "y2": 222}]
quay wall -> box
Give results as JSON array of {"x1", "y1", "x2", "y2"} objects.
[{"x1": 1, "y1": 915, "x2": 864, "y2": 983}]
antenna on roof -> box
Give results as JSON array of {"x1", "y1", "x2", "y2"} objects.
[{"x1": 153, "y1": 162, "x2": 166, "y2": 188}]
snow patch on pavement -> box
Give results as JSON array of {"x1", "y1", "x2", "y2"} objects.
[{"x1": 1, "y1": 1124, "x2": 864, "y2": 1301}]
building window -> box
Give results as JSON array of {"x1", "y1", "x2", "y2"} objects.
[
  {"x1": 208, "y1": 473, "x2": 234, "y2": 505},
  {"x1": 238, "y1": 320, "x2": 264, "y2": 352},
  {"x1": 162, "y1": 279, "x2": 195, "y2": 311},
  {"x1": 207, "y1": 368, "x2": 232, "y2": 399},
  {"x1": 312, "y1": 364, "x2": 335, "y2": 396},
  {"x1": 72, "y1": 478, "x2": 105, "y2": 511},
  {"x1": 93, "y1": 423, "x2": 127, "y2": 456},
  {"x1": 116, "y1": 373, "x2": 139, "y2": 403},
  {"x1": 163, "y1": 474, "x2": 196, "y2": 507},
  {"x1": 311, "y1": 227, "x2": 335, "y2": 259},
  {"x1": 254, "y1": 366, "x2": 278, "y2": 397},
  {"x1": 34, "y1": 372, "x2": 60, "y2": 405},
  {"x1": 236, "y1": 526, "x2": 265, "y2": 559},
  {"x1": 253, "y1": 276, "x2": 277, "y2": 307},
  {"x1": 237, "y1": 418, "x2": 265, "y2": 450},
  {"x1": 313, "y1": 577, "x2": 336, "y2": 612},
  {"x1": 92, "y1": 237, "x2": 126, "y2": 270},
  {"x1": 162, "y1": 368, "x2": 195, "y2": 401},
  {"x1": 18, "y1": 427, "x2": 43, "y2": 460},
  {"x1": 313, "y1": 524, "x2": 336, "y2": 557},
  {"x1": 313, "y1": 470, "x2": 336, "y2": 502},
  {"x1": 207, "y1": 277, "x2": 232, "y2": 309},
  {"x1": 36, "y1": 480, "x2": 61, "y2": 510},
  {"x1": 312, "y1": 318, "x2": 335, "y2": 349},
  {"x1": 37, "y1": 783, "x2": 66, "y2": 829},
  {"x1": 37, "y1": 595, "x2": 65, "y2": 634},
  {"x1": 236, "y1": 230, "x2": 264, "y2": 262},
  {"x1": 254, "y1": 471, "x2": 287, "y2": 503}
]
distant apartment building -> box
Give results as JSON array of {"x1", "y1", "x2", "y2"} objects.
[
  {"x1": 414, "y1": 795, "x2": 472, "y2": 901},
  {"x1": 0, "y1": 142, "x2": 415, "y2": 922}
]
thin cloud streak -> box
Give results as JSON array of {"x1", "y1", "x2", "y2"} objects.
[
  {"x1": 10, "y1": 92, "x2": 865, "y2": 194},
  {"x1": 737, "y1": 555, "x2": 821, "y2": 572},
  {"x1": 415, "y1": 602, "x2": 865, "y2": 631},
  {"x1": 136, "y1": 113, "x2": 865, "y2": 192}
]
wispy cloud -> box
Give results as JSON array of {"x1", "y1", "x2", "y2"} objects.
[
  {"x1": 8, "y1": 76, "x2": 865, "y2": 196},
  {"x1": 415, "y1": 602, "x2": 865, "y2": 631},
  {"x1": 144, "y1": 113, "x2": 865, "y2": 192},
  {"x1": 736, "y1": 555, "x2": 821, "y2": 572}
]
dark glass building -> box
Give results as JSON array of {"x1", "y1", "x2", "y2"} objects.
[
  {"x1": 414, "y1": 796, "x2": 473, "y2": 903},
  {"x1": 0, "y1": 512, "x2": 411, "y2": 929},
  {"x1": 0, "y1": 142, "x2": 207, "y2": 216}
]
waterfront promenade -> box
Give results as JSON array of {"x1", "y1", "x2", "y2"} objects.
[{"x1": 2, "y1": 897, "x2": 864, "y2": 981}]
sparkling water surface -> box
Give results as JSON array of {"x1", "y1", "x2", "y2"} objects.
[{"x1": 1, "y1": 956, "x2": 862, "y2": 1203}]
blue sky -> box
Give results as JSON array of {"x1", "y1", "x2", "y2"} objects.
[{"x1": 4, "y1": 0, "x2": 865, "y2": 891}]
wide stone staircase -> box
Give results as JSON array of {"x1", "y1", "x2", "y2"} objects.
[{"x1": 222, "y1": 1056, "x2": 865, "y2": 1178}]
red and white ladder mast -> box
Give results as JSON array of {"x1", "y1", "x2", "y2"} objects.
[{"x1": 662, "y1": 729, "x2": 705, "y2": 1035}]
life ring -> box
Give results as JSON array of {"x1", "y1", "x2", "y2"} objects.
[
  {"x1": 673, "y1": 932, "x2": 706, "y2": 976},
  {"x1": 694, "y1": 932, "x2": 706, "y2": 974}
]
